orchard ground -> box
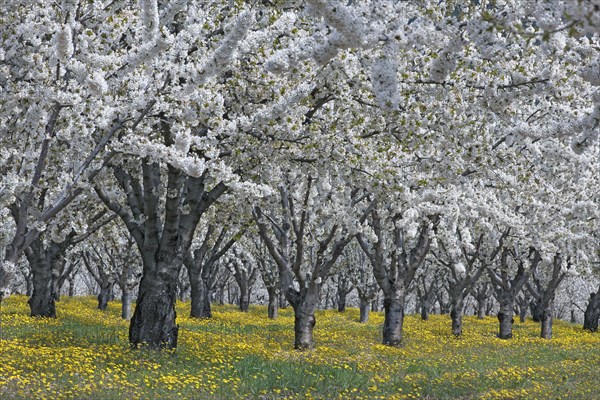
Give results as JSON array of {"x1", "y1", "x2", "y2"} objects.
[{"x1": 0, "y1": 295, "x2": 598, "y2": 399}]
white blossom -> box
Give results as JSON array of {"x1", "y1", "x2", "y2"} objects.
[{"x1": 55, "y1": 25, "x2": 74, "y2": 61}]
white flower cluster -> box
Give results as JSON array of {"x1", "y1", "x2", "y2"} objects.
[
  {"x1": 55, "y1": 24, "x2": 74, "y2": 61},
  {"x1": 198, "y1": 11, "x2": 255, "y2": 83},
  {"x1": 305, "y1": 0, "x2": 365, "y2": 47},
  {"x1": 139, "y1": 0, "x2": 159, "y2": 40},
  {"x1": 370, "y1": 45, "x2": 400, "y2": 111}
]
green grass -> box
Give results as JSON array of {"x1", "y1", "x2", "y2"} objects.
[{"x1": 0, "y1": 295, "x2": 598, "y2": 399}]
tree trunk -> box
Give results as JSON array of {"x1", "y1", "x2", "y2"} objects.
[
  {"x1": 68, "y1": 277, "x2": 75, "y2": 297},
  {"x1": 279, "y1": 294, "x2": 288, "y2": 309},
  {"x1": 477, "y1": 301, "x2": 486, "y2": 319},
  {"x1": 98, "y1": 283, "x2": 113, "y2": 311},
  {"x1": 359, "y1": 297, "x2": 370, "y2": 323},
  {"x1": 382, "y1": 288, "x2": 405, "y2": 346},
  {"x1": 540, "y1": 302, "x2": 553, "y2": 339},
  {"x1": 267, "y1": 286, "x2": 278, "y2": 319},
  {"x1": 570, "y1": 309, "x2": 576, "y2": 324},
  {"x1": 189, "y1": 275, "x2": 212, "y2": 318},
  {"x1": 122, "y1": 289, "x2": 132, "y2": 320},
  {"x1": 28, "y1": 258, "x2": 56, "y2": 318},
  {"x1": 450, "y1": 297, "x2": 464, "y2": 336},
  {"x1": 294, "y1": 309, "x2": 316, "y2": 350},
  {"x1": 239, "y1": 280, "x2": 249, "y2": 312},
  {"x1": 291, "y1": 283, "x2": 320, "y2": 350},
  {"x1": 371, "y1": 296, "x2": 379, "y2": 312},
  {"x1": 129, "y1": 272, "x2": 179, "y2": 350},
  {"x1": 25, "y1": 273, "x2": 34, "y2": 297},
  {"x1": 420, "y1": 301, "x2": 429, "y2": 321},
  {"x1": 337, "y1": 291, "x2": 347, "y2": 312},
  {"x1": 519, "y1": 303, "x2": 527, "y2": 323},
  {"x1": 583, "y1": 290, "x2": 600, "y2": 332},
  {"x1": 497, "y1": 294, "x2": 515, "y2": 339},
  {"x1": 530, "y1": 300, "x2": 543, "y2": 322}
]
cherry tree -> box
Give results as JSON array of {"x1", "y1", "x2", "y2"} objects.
[
  {"x1": 254, "y1": 171, "x2": 365, "y2": 349},
  {"x1": 252, "y1": 235, "x2": 281, "y2": 319},
  {"x1": 183, "y1": 209, "x2": 244, "y2": 319},
  {"x1": 0, "y1": 0, "x2": 163, "y2": 301},
  {"x1": 344, "y1": 242, "x2": 380, "y2": 323},
  {"x1": 224, "y1": 243, "x2": 259, "y2": 313}
]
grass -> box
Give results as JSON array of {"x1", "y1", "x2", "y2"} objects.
[{"x1": 0, "y1": 295, "x2": 598, "y2": 399}]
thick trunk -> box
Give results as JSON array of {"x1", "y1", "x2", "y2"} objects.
[
  {"x1": 239, "y1": 281, "x2": 249, "y2": 312},
  {"x1": 218, "y1": 287, "x2": 225, "y2": 305},
  {"x1": 129, "y1": 272, "x2": 179, "y2": 350},
  {"x1": 337, "y1": 291, "x2": 347, "y2": 312},
  {"x1": 519, "y1": 303, "x2": 527, "y2": 323},
  {"x1": 583, "y1": 290, "x2": 600, "y2": 332},
  {"x1": 189, "y1": 275, "x2": 212, "y2": 318},
  {"x1": 497, "y1": 295, "x2": 515, "y2": 339},
  {"x1": 359, "y1": 297, "x2": 370, "y2": 323},
  {"x1": 122, "y1": 289, "x2": 132, "y2": 320},
  {"x1": 294, "y1": 309, "x2": 316, "y2": 350},
  {"x1": 540, "y1": 303, "x2": 553, "y2": 339},
  {"x1": 279, "y1": 294, "x2": 287, "y2": 309},
  {"x1": 530, "y1": 300, "x2": 543, "y2": 322},
  {"x1": 291, "y1": 283, "x2": 320, "y2": 350},
  {"x1": 477, "y1": 301, "x2": 486, "y2": 319},
  {"x1": 382, "y1": 288, "x2": 405, "y2": 346},
  {"x1": 98, "y1": 283, "x2": 113, "y2": 311},
  {"x1": 28, "y1": 258, "x2": 56, "y2": 318},
  {"x1": 68, "y1": 278, "x2": 75, "y2": 297},
  {"x1": 267, "y1": 286, "x2": 278, "y2": 319},
  {"x1": 420, "y1": 301, "x2": 429, "y2": 321},
  {"x1": 450, "y1": 297, "x2": 464, "y2": 336}
]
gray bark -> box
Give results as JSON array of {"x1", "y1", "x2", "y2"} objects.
[
  {"x1": 472, "y1": 282, "x2": 490, "y2": 319},
  {"x1": 335, "y1": 275, "x2": 353, "y2": 313},
  {"x1": 583, "y1": 286, "x2": 600, "y2": 332},
  {"x1": 28, "y1": 257, "x2": 56, "y2": 318},
  {"x1": 68, "y1": 276, "x2": 75, "y2": 297},
  {"x1": 359, "y1": 296, "x2": 370, "y2": 323},
  {"x1": 294, "y1": 310, "x2": 316, "y2": 349},
  {"x1": 258, "y1": 256, "x2": 279, "y2": 319},
  {"x1": 382, "y1": 289, "x2": 405, "y2": 345},
  {"x1": 25, "y1": 236, "x2": 69, "y2": 318},
  {"x1": 450, "y1": 296, "x2": 464, "y2": 336},
  {"x1": 541, "y1": 302, "x2": 553, "y2": 339},
  {"x1": 97, "y1": 281, "x2": 114, "y2": 311},
  {"x1": 497, "y1": 293, "x2": 515, "y2": 339},
  {"x1": 267, "y1": 286, "x2": 279, "y2": 319},
  {"x1": 129, "y1": 269, "x2": 180, "y2": 349},
  {"x1": 293, "y1": 282, "x2": 320, "y2": 349},
  {"x1": 231, "y1": 254, "x2": 257, "y2": 313},
  {"x1": 415, "y1": 272, "x2": 436, "y2": 321},
  {"x1": 529, "y1": 299, "x2": 542, "y2": 322},
  {"x1": 279, "y1": 294, "x2": 288, "y2": 309},
  {"x1": 239, "y1": 283, "x2": 250, "y2": 312},
  {"x1": 477, "y1": 301, "x2": 486, "y2": 319},
  {"x1": 122, "y1": 289, "x2": 133, "y2": 320},
  {"x1": 189, "y1": 274, "x2": 212, "y2": 318}
]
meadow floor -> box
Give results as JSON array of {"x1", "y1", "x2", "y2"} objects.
[{"x1": 0, "y1": 295, "x2": 598, "y2": 399}]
